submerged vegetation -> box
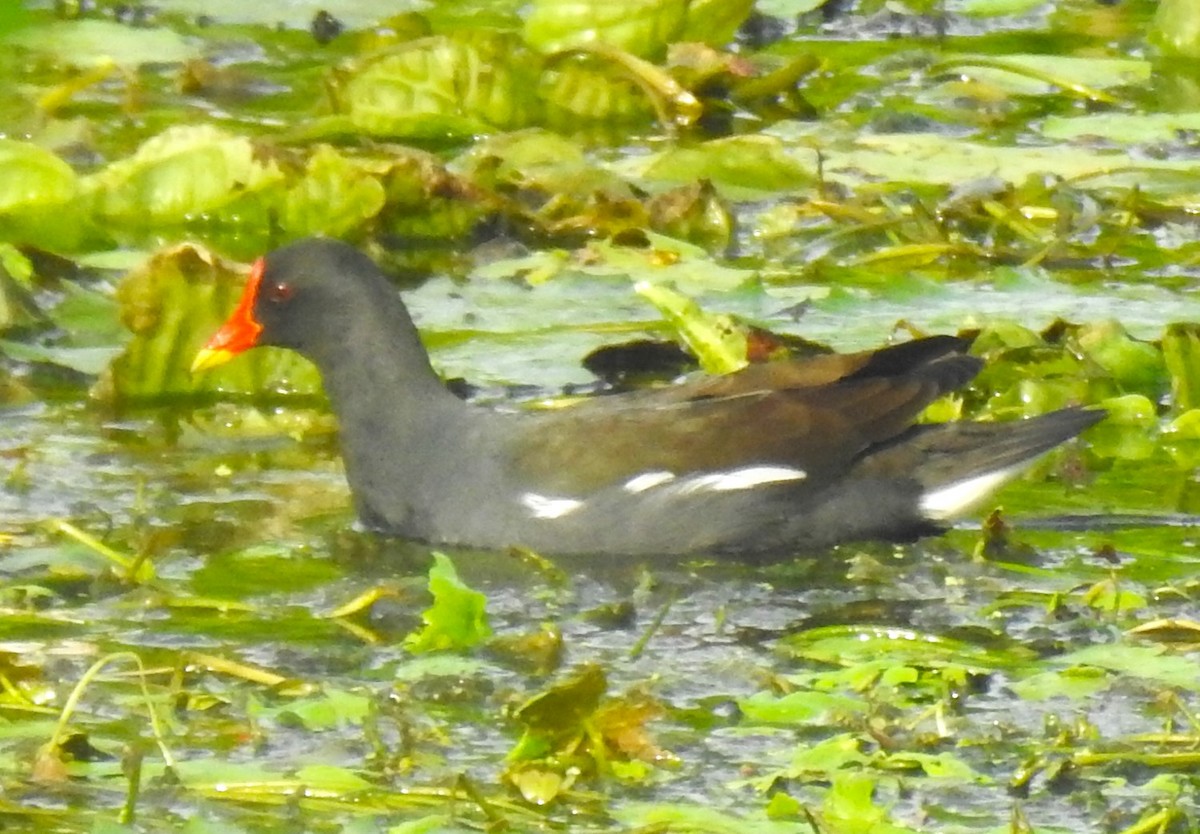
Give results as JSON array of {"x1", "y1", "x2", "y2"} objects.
[{"x1": 3, "y1": 0, "x2": 1200, "y2": 831}]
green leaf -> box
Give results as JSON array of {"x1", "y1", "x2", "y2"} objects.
[
  {"x1": 958, "y1": 0, "x2": 1044, "y2": 15},
  {"x1": 540, "y1": 55, "x2": 659, "y2": 125},
  {"x1": 0, "y1": 341, "x2": 120, "y2": 376},
  {"x1": 767, "y1": 129, "x2": 1198, "y2": 192},
  {"x1": 524, "y1": 0, "x2": 688, "y2": 59},
  {"x1": 0, "y1": 140, "x2": 79, "y2": 215},
  {"x1": 0, "y1": 274, "x2": 127, "y2": 374},
  {"x1": 275, "y1": 689, "x2": 372, "y2": 731},
  {"x1": 613, "y1": 802, "x2": 809, "y2": 834},
  {"x1": 584, "y1": 234, "x2": 755, "y2": 292},
  {"x1": 513, "y1": 664, "x2": 606, "y2": 732},
  {"x1": 6, "y1": 19, "x2": 200, "y2": 67},
  {"x1": 1042, "y1": 112, "x2": 1200, "y2": 145},
  {"x1": 1051, "y1": 644, "x2": 1200, "y2": 691},
  {"x1": 1081, "y1": 577, "x2": 1147, "y2": 613},
  {"x1": 334, "y1": 34, "x2": 541, "y2": 139},
  {"x1": 0, "y1": 3, "x2": 29, "y2": 38},
  {"x1": 738, "y1": 690, "x2": 865, "y2": 726},
  {"x1": 86, "y1": 126, "x2": 284, "y2": 226},
  {"x1": 680, "y1": 0, "x2": 755, "y2": 45},
  {"x1": 1074, "y1": 320, "x2": 1165, "y2": 393},
  {"x1": 1098, "y1": 394, "x2": 1156, "y2": 427},
  {"x1": 387, "y1": 816, "x2": 461, "y2": 834},
  {"x1": 637, "y1": 135, "x2": 811, "y2": 198},
  {"x1": 823, "y1": 772, "x2": 921, "y2": 834},
  {"x1": 736, "y1": 734, "x2": 867, "y2": 791},
  {"x1": 0, "y1": 245, "x2": 32, "y2": 289},
  {"x1": 392, "y1": 654, "x2": 490, "y2": 682},
  {"x1": 634, "y1": 281, "x2": 747, "y2": 374},
  {"x1": 1152, "y1": 0, "x2": 1200, "y2": 58},
  {"x1": 1166, "y1": 408, "x2": 1200, "y2": 441},
  {"x1": 404, "y1": 552, "x2": 492, "y2": 653},
  {"x1": 764, "y1": 791, "x2": 803, "y2": 820},
  {"x1": 884, "y1": 751, "x2": 988, "y2": 781},
  {"x1": 52, "y1": 280, "x2": 126, "y2": 347},
  {"x1": 282, "y1": 146, "x2": 386, "y2": 237},
  {"x1": 778, "y1": 624, "x2": 1033, "y2": 670},
  {"x1": 1009, "y1": 667, "x2": 1112, "y2": 701},
  {"x1": 292, "y1": 764, "x2": 373, "y2": 792},
  {"x1": 755, "y1": 0, "x2": 828, "y2": 13},
  {"x1": 931, "y1": 54, "x2": 1148, "y2": 97},
  {"x1": 1163, "y1": 323, "x2": 1200, "y2": 412}
]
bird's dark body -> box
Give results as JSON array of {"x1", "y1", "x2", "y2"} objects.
[{"x1": 201, "y1": 239, "x2": 1102, "y2": 558}]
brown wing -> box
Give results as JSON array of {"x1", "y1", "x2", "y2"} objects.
[
  {"x1": 510, "y1": 336, "x2": 982, "y2": 494},
  {"x1": 682, "y1": 333, "x2": 973, "y2": 399}
]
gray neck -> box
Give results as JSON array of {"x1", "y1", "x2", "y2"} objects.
[{"x1": 304, "y1": 288, "x2": 471, "y2": 533}]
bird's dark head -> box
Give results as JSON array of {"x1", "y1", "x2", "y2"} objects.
[{"x1": 192, "y1": 238, "x2": 385, "y2": 372}]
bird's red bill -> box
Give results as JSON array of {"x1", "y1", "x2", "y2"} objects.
[{"x1": 190, "y1": 258, "x2": 266, "y2": 373}]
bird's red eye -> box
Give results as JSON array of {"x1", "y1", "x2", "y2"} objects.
[{"x1": 266, "y1": 281, "x2": 294, "y2": 303}]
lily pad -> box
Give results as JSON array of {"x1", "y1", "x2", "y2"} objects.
[{"x1": 6, "y1": 19, "x2": 200, "y2": 67}]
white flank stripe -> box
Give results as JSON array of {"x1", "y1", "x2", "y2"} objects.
[
  {"x1": 624, "y1": 471, "x2": 677, "y2": 493},
  {"x1": 522, "y1": 493, "x2": 583, "y2": 520},
  {"x1": 919, "y1": 465, "x2": 1025, "y2": 520},
  {"x1": 677, "y1": 465, "x2": 807, "y2": 494}
]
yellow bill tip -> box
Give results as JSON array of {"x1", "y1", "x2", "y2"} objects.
[{"x1": 190, "y1": 347, "x2": 236, "y2": 375}]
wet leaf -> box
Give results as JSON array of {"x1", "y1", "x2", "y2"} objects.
[
  {"x1": 488, "y1": 625, "x2": 564, "y2": 674},
  {"x1": 540, "y1": 53, "x2": 659, "y2": 125},
  {"x1": 810, "y1": 131, "x2": 1199, "y2": 190},
  {"x1": 87, "y1": 126, "x2": 284, "y2": 226},
  {"x1": 647, "y1": 180, "x2": 733, "y2": 251},
  {"x1": 282, "y1": 146, "x2": 387, "y2": 237},
  {"x1": 1128, "y1": 618, "x2": 1200, "y2": 646},
  {"x1": 680, "y1": 0, "x2": 755, "y2": 45},
  {"x1": 0, "y1": 341, "x2": 120, "y2": 376},
  {"x1": 778, "y1": 625, "x2": 1033, "y2": 671},
  {"x1": 1072, "y1": 320, "x2": 1164, "y2": 394},
  {"x1": 1081, "y1": 576, "x2": 1147, "y2": 614},
  {"x1": 1008, "y1": 667, "x2": 1111, "y2": 701},
  {"x1": 404, "y1": 552, "x2": 492, "y2": 654},
  {"x1": 0, "y1": 140, "x2": 79, "y2": 216},
  {"x1": 764, "y1": 790, "x2": 803, "y2": 820},
  {"x1": 331, "y1": 34, "x2": 542, "y2": 139},
  {"x1": 823, "y1": 772, "x2": 921, "y2": 834},
  {"x1": 639, "y1": 135, "x2": 811, "y2": 197},
  {"x1": 512, "y1": 664, "x2": 606, "y2": 739},
  {"x1": 634, "y1": 281, "x2": 747, "y2": 374},
  {"x1": 1165, "y1": 409, "x2": 1200, "y2": 464},
  {"x1": 7, "y1": 19, "x2": 200, "y2": 68},
  {"x1": 273, "y1": 688, "x2": 372, "y2": 731},
  {"x1": 960, "y1": 0, "x2": 1043, "y2": 15},
  {"x1": 1162, "y1": 323, "x2": 1200, "y2": 412},
  {"x1": 1152, "y1": 0, "x2": 1200, "y2": 58},
  {"x1": 739, "y1": 690, "x2": 865, "y2": 725},
  {"x1": 1049, "y1": 644, "x2": 1200, "y2": 692},
  {"x1": 524, "y1": 0, "x2": 688, "y2": 60},
  {"x1": 1099, "y1": 394, "x2": 1156, "y2": 427},
  {"x1": 507, "y1": 765, "x2": 573, "y2": 805},
  {"x1": 931, "y1": 54, "x2": 1147, "y2": 99},
  {"x1": 613, "y1": 802, "x2": 811, "y2": 833},
  {"x1": 0, "y1": 3, "x2": 30, "y2": 38},
  {"x1": 593, "y1": 692, "x2": 671, "y2": 764},
  {"x1": 0, "y1": 140, "x2": 86, "y2": 248},
  {"x1": 1042, "y1": 112, "x2": 1200, "y2": 144}
]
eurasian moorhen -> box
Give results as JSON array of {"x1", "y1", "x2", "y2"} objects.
[{"x1": 192, "y1": 238, "x2": 1102, "y2": 557}]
